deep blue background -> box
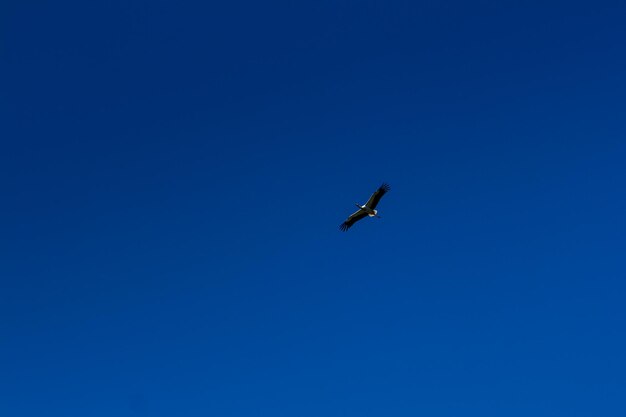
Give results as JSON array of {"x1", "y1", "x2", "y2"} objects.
[{"x1": 2, "y1": 1, "x2": 626, "y2": 416}]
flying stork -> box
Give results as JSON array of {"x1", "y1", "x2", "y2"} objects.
[{"x1": 339, "y1": 183, "x2": 390, "y2": 231}]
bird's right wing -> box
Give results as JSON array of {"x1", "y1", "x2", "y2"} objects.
[
  {"x1": 339, "y1": 209, "x2": 368, "y2": 231},
  {"x1": 365, "y1": 183, "x2": 390, "y2": 209}
]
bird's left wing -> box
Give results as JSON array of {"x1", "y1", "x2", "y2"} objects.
[
  {"x1": 339, "y1": 209, "x2": 368, "y2": 231},
  {"x1": 365, "y1": 183, "x2": 390, "y2": 209}
]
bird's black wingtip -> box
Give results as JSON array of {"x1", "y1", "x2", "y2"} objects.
[
  {"x1": 380, "y1": 183, "x2": 391, "y2": 192},
  {"x1": 339, "y1": 222, "x2": 350, "y2": 232}
]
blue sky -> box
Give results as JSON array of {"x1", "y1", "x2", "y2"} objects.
[{"x1": 2, "y1": 1, "x2": 626, "y2": 416}]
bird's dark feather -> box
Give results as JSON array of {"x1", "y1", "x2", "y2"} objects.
[
  {"x1": 365, "y1": 183, "x2": 390, "y2": 209},
  {"x1": 339, "y1": 210, "x2": 368, "y2": 231}
]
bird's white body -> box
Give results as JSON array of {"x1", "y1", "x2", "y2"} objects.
[{"x1": 357, "y1": 204, "x2": 378, "y2": 217}]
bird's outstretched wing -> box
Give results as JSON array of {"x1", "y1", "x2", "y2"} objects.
[
  {"x1": 340, "y1": 209, "x2": 368, "y2": 231},
  {"x1": 365, "y1": 183, "x2": 390, "y2": 209}
]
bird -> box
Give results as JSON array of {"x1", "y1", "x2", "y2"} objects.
[{"x1": 340, "y1": 183, "x2": 390, "y2": 231}]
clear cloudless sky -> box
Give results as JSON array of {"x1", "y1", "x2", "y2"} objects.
[{"x1": 2, "y1": 1, "x2": 626, "y2": 416}]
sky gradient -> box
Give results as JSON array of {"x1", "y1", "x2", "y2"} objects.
[{"x1": 3, "y1": 1, "x2": 626, "y2": 416}]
